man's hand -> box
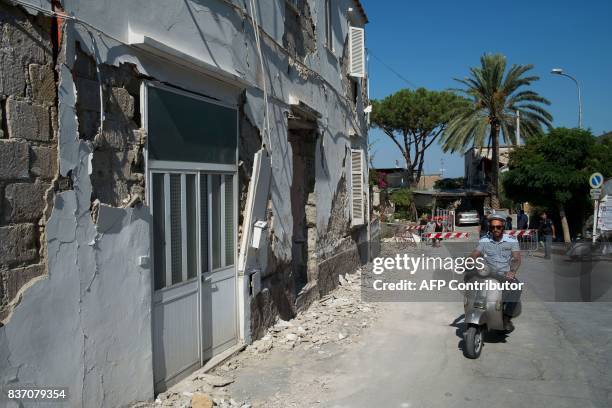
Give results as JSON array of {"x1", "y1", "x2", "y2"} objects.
[{"x1": 506, "y1": 271, "x2": 516, "y2": 280}]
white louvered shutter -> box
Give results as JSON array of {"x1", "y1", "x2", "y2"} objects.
[
  {"x1": 349, "y1": 26, "x2": 365, "y2": 78},
  {"x1": 351, "y1": 149, "x2": 365, "y2": 226}
]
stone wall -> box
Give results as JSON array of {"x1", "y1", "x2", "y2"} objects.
[
  {"x1": 73, "y1": 46, "x2": 145, "y2": 208},
  {"x1": 0, "y1": 5, "x2": 57, "y2": 321}
]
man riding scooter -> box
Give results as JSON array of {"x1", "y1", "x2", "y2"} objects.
[{"x1": 468, "y1": 213, "x2": 522, "y2": 332}]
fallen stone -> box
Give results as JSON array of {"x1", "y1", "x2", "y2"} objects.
[
  {"x1": 197, "y1": 373, "x2": 234, "y2": 387},
  {"x1": 191, "y1": 393, "x2": 213, "y2": 408},
  {"x1": 275, "y1": 319, "x2": 294, "y2": 328}
]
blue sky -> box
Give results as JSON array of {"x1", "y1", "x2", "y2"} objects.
[{"x1": 363, "y1": 0, "x2": 612, "y2": 177}]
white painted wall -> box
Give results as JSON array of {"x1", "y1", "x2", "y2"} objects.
[{"x1": 0, "y1": 0, "x2": 369, "y2": 405}]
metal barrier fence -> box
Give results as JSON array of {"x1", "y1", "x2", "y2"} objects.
[
  {"x1": 507, "y1": 229, "x2": 539, "y2": 255},
  {"x1": 435, "y1": 209, "x2": 455, "y2": 232}
]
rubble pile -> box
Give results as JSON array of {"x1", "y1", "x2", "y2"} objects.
[
  {"x1": 244, "y1": 267, "x2": 379, "y2": 355},
  {"x1": 133, "y1": 373, "x2": 249, "y2": 408},
  {"x1": 134, "y1": 267, "x2": 376, "y2": 408}
]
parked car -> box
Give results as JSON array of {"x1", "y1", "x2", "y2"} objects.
[{"x1": 457, "y1": 210, "x2": 479, "y2": 225}]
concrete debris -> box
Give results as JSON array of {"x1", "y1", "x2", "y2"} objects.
[
  {"x1": 132, "y1": 267, "x2": 376, "y2": 408},
  {"x1": 238, "y1": 267, "x2": 378, "y2": 355},
  {"x1": 137, "y1": 372, "x2": 240, "y2": 408}
]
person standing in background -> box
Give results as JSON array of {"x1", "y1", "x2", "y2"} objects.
[
  {"x1": 539, "y1": 211, "x2": 556, "y2": 259},
  {"x1": 517, "y1": 209, "x2": 528, "y2": 230}
]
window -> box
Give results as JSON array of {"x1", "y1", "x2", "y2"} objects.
[
  {"x1": 147, "y1": 86, "x2": 237, "y2": 164},
  {"x1": 151, "y1": 171, "x2": 236, "y2": 290},
  {"x1": 325, "y1": 0, "x2": 333, "y2": 50},
  {"x1": 349, "y1": 26, "x2": 365, "y2": 77},
  {"x1": 350, "y1": 148, "x2": 366, "y2": 226}
]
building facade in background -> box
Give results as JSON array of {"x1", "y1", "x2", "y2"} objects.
[{"x1": 0, "y1": 0, "x2": 370, "y2": 405}]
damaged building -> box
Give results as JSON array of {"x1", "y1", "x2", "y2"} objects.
[{"x1": 0, "y1": 0, "x2": 372, "y2": 405}]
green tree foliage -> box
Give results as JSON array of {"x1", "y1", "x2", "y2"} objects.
[
  {"x1": 441, "y1": 53, "x2": 553, "y2": 207},
  {"x1": 390, "y1": 188, "x2": 414, "y2": 220},
  {"x1": 371, "y1": 88, "x2": 463, "y2": 186},
  {"x1": 503, "y1": 128, "x2": 612, "y2": 241},
  {"x1": 434, "y1": 177, "x2": 465, "y2": 190}
]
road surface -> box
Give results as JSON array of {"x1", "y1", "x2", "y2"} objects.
[{"x1": 227, "y1": 244, "x2": 612, "y2": 408}]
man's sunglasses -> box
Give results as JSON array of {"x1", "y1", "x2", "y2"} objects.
[{"x1": 490, "y1": 225, "x2": 504, "y2": 230}]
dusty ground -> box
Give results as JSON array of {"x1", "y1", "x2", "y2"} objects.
[{"x1": 140, "y1": 241, "x2": 612, "y2": 408}]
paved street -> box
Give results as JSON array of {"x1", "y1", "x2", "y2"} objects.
[
  {"x1": 223, "y1": 243, "x2": 612, "y2": 408},
  {"x1": 155, "y1": 242, "x2": 612, "y2": 408}
]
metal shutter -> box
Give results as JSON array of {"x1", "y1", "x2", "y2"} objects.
[
  {"x1": 349, "y1": 27, "x2": 365, "y2": 78},
  {"x1": 351, "y1": 148, "x2": 365, "y2": 226}
]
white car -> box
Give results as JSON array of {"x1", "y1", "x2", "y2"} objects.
[{"x1": 457, "y1": 210, "x2": 479, "y2": 225}]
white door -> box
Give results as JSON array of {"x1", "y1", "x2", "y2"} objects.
[
  {"x1": 150, "y1": 170, "x2": 237, "y2": 392},
  {"x1": 151, "y1": 171, "x2": 201, "y2": 391},
  {"x1": 145, "y1": 83, "x2": 239, "y2": 392}
]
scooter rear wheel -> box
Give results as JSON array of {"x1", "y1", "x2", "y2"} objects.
[{"x1": 464, "y1": 325, "x2": 483, "y2": 359}]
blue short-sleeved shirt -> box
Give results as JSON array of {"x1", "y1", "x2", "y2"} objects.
[{"x1": 477, "y1": 234, "x2": 520, "y2": 274}]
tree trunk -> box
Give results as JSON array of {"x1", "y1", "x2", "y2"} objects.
[
  {"x1": 558, "y1": 204, "x2": 571, "y2": 244},
  {"x1": 490, "y1": 124, "x2": 501, "y2": 209},
  {"x1": 413, "y1": 138, "x2": 426, "y2": 187}
]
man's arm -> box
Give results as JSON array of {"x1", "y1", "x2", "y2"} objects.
[
  {"x1": 469, "y1": 248, "x2": 482, "y2": 259},
  {"x1": 551, "y1": 222, "x2": 556, "y2": 239},
  {"x1": 507, "y1": 250, "x2": 521, "y2": 279}
]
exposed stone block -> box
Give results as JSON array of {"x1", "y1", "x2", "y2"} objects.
[
  {"x1": 6, "y1": 97, "x2": 51, "y2": 141},
  {"x1": 0, "y1": 224, "x2": 38, "y2": 266},
  {"x1": 0, "y1": 263, "x2": 46, "y2": 311},
  {"x1": 30, "y1": 145, "x2": 58, "y2": 179},
  {"x1": 4, "y1": 182, "x2": 49, "y2": 223},
  {"x1": 0, "y1": 4, "x2": 52, "y2": 96},
  {"x1": 107, "y1": 87, "x2": 135, "y2": 119},
  {"x1": 92, "y1": 120, "x2": 138, "y2": 150},
  {"x1": 77, "y1": 110, "x2": 100, "y2": 141},
  {"x1": 28, "y1": 63, "x2": 56, "y2": 106},
  {"x1": 0, "y1": 139, "x2": 29, "y2": 179},
  {"x1": 75, "y1": 76, "x2": 101, "y2": 112}
]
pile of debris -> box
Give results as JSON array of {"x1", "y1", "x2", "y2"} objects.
[
  {"x1": 244, "y1": 267, "x2": 379, "y2": 355},
  {"x1": 134, "y1": 267, "x2": 377, "y2": 407},
  {"x1": 133, "y1": 373, "x2": 249, "y2": 408}
]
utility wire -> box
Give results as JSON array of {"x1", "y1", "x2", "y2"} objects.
[{"x1": 368, "y1": 50, "x2": 418, "y2": 89}]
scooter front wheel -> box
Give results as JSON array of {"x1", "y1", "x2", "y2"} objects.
[{"x1": 464, "y1": 325, "x2": 483, "y2": 359}]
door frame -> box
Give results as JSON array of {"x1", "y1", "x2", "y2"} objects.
[{"x1": 142, "y1": 80, "x2": 240, "y2": 389}]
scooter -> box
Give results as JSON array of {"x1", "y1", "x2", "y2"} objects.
[{"x1": 462, "y1": 267, "x2": 521, "y2": 359}]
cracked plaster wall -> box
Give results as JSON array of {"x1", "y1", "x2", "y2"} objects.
[
  {"x1": 1, "y1": 0, "x2": 368, "y2": 405},
  {"x1": 1, "y1": 6, "x2": 153, "y2": 406}
]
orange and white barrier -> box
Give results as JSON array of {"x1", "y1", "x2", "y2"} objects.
[
  {"x1": 422, "y1": 232, "x2": 469, "y2": 239},
  {"x1": 505, "y1": 229, "x2": 536, "y2": 237}
]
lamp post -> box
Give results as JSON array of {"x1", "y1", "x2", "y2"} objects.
[{"x1": 551, "y1": 68, "x2": 582, "y2": 128}]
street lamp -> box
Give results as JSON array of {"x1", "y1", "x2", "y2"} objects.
[{"x1": 551, "y1": 68, "x2": 582, "y2": 128}]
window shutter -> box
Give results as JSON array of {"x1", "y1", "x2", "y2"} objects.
[
  {"x1": 351, "y1": 148, "x2": 365, "y2": 226},
  {"x1": 349, "y1": 27, "x2": 365, "y2": 78}
]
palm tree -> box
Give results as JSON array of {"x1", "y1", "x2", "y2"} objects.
[{"x1": 442, "y1": 53, "x2": 553, "y2": 208}]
